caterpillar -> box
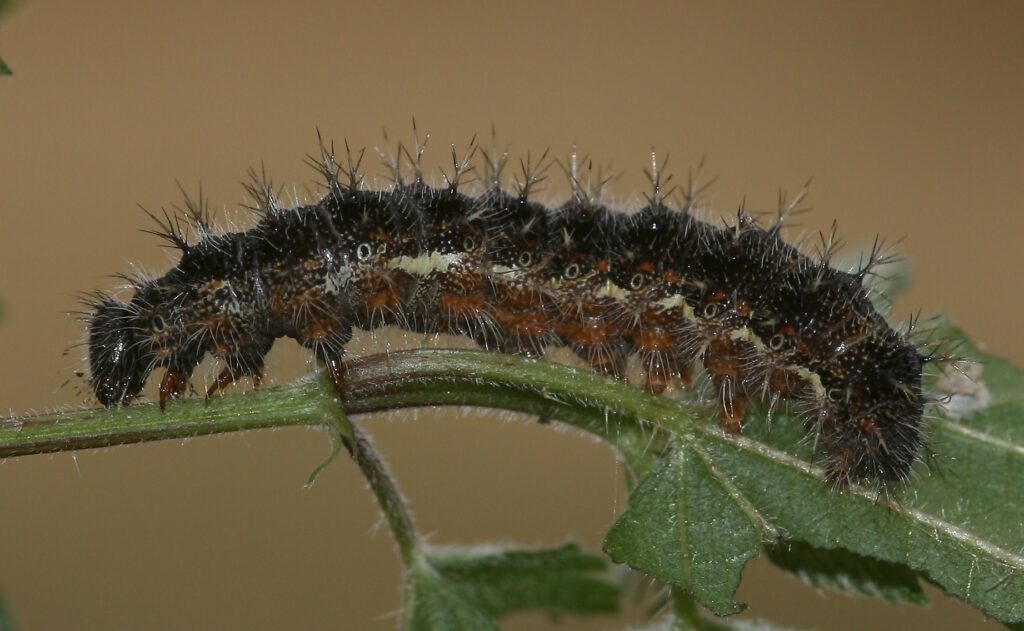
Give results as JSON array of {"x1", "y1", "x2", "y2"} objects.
[{"x1": 82, "y1": 132, "x2": 936, "y2": 486}]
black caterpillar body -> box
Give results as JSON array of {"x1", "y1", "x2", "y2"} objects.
[{"x1": 84, "y1": 135, "x2": 931, "y2": 486}]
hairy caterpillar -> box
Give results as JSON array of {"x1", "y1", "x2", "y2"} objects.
[{"x1": 82, "y1": 132, "x2": 937, "y2": 486}]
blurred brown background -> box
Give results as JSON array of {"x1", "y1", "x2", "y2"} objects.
[{"x1": 0, "y1": 1, "x2": 1021, "y2": 629}]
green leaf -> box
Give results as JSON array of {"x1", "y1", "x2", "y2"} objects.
[
  {"x1": 0, "y1": 589, "x2": 17, "y2": 631},
  {"x1": 764, "y1": 540, "x2": 927, "y2": 605},
  {"x1": 406, "y1": 557, "x2": 499, "y2": 631},
  {"x1": 631, "y1": 592, "x2": 790, "y2": 631},
  {"x1": 405, "y1": 544, "x2": 618, "y2": 630},
  {"x1": 604, "y1": 444, "x2": 766, "y2": 615},
  {"x1": 426, "y1": 543, "x2": 619, "y2": 618},
  {"x1": 604, "y1": 325, "x2": 1024, "y2": 623},
  {"x1": 0, "y1": 0, "x2": 13, "y2": 76}
]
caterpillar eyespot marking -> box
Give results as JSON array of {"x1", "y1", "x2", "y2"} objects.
[{"x1": 81, "y1": 130, "x2": 940, "y2": 487}]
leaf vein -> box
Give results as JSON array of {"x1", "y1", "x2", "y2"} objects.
[
  {"x1": 689, "y1": 441, "x2": 779, "y2": 539},
  {"x1": 931, "y1": 416, "x2": 1024, "y2": 457}
]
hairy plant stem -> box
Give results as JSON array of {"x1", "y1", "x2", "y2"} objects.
[
  {"x1": 339, "y1": 425, "x2": 418, "y2": 565},
  {"x1": 0, "y1": 349, "x2": 680, "y2": 475},
  {"x1": 0, "y1": 349, "x2": 683, "y2": 569}
]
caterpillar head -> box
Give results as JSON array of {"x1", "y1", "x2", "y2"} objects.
[{"x1": 87, "y1": 282, "x2": 192, "y2": 406}]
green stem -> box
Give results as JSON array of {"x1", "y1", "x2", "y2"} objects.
[
  {"x1": 340, "y1": 425, "x2": 418, "y2": 565},
  {"x1": 0, "y1": 377, "x2": 336, "y2": 456},
  {"x1": 0, "y1": 349, "x2": 680, "y2": 476},
  {"x1": 0, "y1": 349, "x2": 697, "y2": 605},
  {"x1": 1, "y1": 348, "x2": 685, "y2": 572}
]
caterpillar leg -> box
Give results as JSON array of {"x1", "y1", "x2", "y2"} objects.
[
  {"x1": 702, "y1": 337, "x2": 754, "y2": 434},
  {"x1": 585, "y1": 343, "x2": 627, "y2": 378},
  {"x1": 643, "y1": 352, "x2": 671, "y2": 395},
  {"x1": 628, "y1": 327, "x2": 680, "y2": 395},
  {"x1": 321, "y1": 351, "x2": 348, "y2": 399},
  {"x1": 206, "y1": 363, "x2": 265, "y2": 398},
  {"x1": 714, "y1": 375, "x2": 750, "y2": 434},
  {"x1": 491, "y1": 306, "x2": 553, "y2": 358},
  {"x1": 298, "y1": 324, "x2": 353, "y2": 400},
  {"x1": 500, "y1": 334, "x2": 548, "y2": 358},
  {"x1": 206, "y1": 336, "x2": 275, "y2": 398},
  {"x1": 155, "y1": 345, "x2": 207, "y2": 410},
  {"x1": 557, "y1": 316, "x2": 626, "y2": 378},
  {"x1": 158, "y1": 367, "x2": 190, "y2": 411}
]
